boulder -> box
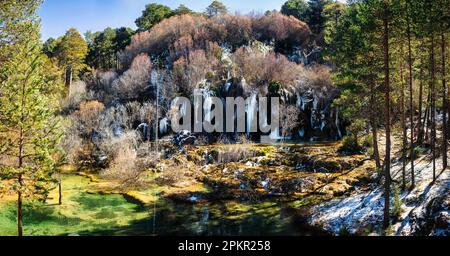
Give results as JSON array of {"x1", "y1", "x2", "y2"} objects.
[{"x1": 173, "y1": 130, "x2": 197, "y2": 148}]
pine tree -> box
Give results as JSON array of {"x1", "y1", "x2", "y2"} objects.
[
  {"x1": 281, "y1": 0, "x2": 309, "y2": 21},
  {"x1": 0, "y1": 0, "x2": 63, "y2": 236},
  {"x1": 330, "y1": 1, "x2": 383, "y2": 169},
  {"x1": 135, "y1": 3, "x2": 173, "y2": 31},
  {"x1": 306, "y1": 0, "x2": 332, "y2": 34},
  {"x1": 174, "y1": 4, "x2": 194, "y2": 16},
  {"x1": 205, "y1": 1, "x2": 228, "y2": 17},
  {"x1": 56, "y1": 28, "x2": 88, "y2": 87}
]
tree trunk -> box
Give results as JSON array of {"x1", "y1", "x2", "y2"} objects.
[
  {"x1": 400, "y1": 58, "x2": 407, "y2": 190},
  {"x1": 425, "y1": 90, "x2": 431, "y2": 142},
  {"x1": 382, "y1": 3, "x2": 391, "y2": 230},
  {"x1": 406, "y1": 2, "x2": 415, "y2": 188},
  {"x1": 58, "y1": 174, "x2": 62, "y2": 205},
  {"x1": 370, "y1": 80, "x2": 381, "y2": 169},
  {"x1": 430, "y1": 34, "x2": 436, "y2": 182},
  {"x1": 17, "y1": 174, "x2": 23, "y2": 237},
  {"x1": 371, "y1": 124, "x2": 381, "y2": 169},
  {"x1": 65, "y1": 66, "x2": 73, "y2": 87},
  {"x1": 418, "y1": 65, "x2": 424, "y2": 146},
  {"x1": 441, "y1": 32, "x2": 447, "y2": 170}
]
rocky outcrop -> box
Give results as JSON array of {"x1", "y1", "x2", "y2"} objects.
[
  {"x1": 173, "y1": 130, "x2": 197, "y2": 149},
  {"x1": 187, "y1": 143, "x2": 372, "y2": 202}
]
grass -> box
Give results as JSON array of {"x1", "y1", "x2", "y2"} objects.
[{"x1": 0, "y1": 174, "x2": 148, "y2": 236}]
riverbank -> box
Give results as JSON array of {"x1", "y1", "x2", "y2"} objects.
[{"x1": 307, "y1": 150, "x2": 449, "y2": 236}]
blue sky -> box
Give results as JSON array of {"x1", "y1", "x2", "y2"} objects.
[{"x1": 38, "y1": 0, "x2": 292, "y2": 40}]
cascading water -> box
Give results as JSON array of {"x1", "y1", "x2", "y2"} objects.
[
  {"x1": 336, "y1": 107, "x2": 342, "y2": 139},
  {"x1": 297, "y1": 89, "x2": 313, "y2": 111},
  {"x1": 299, "y1": 128, "x2": 305, "y2": 138},
  {"x1": 151, "y1": 70, "x2": 159, "y2": 86},
  {"x1": 160, "y1": 118, "x2": 168, "y2": 135},
  {"x1": 311, "y1": 96, "x2": 319, "y2": 130},
  {"x1": 269, "y1": 127, "x2": 282, "y2": 140},
  {"x1": 203, "y1": 89, "x2": 213, "y2": 124},
  {"x1": 246, "y1": 93, "x2": 258, "y2": 137},
  {"x1": 137, "y1": 123, "x2": 149, "y2": 141},
  {"x1": 224, "y1": 82, "x2": 232, "y2": 93},
  {"x1": 112, "y1": 122, "x2": 123, "y2": 137},
  {"x1": 320, "y1": 111, "x2": 326, "y2": 131}
]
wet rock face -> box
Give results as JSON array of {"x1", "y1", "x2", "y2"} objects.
[
  {"x1": 294, "y1": 88, "x2": 343, "y2": 141},
  {"x1": 216, "y1": 79, "x2": 344, "y2": 141}
]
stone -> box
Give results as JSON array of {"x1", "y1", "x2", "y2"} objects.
[{"x1": 173, "y1": 130, "x2": 197, "y2": 148}]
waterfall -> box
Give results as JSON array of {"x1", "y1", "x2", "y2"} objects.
[
  {"x1": 180, "y1": 100, "x2": 187, "y2": 116},
  {"x1": 320, "y1": 111, "x2": 326, "y2": 131},
  {"x1": 150, "y1": 70, "x2": 159, "y2": 86},
  {"x1": 203, "y1": 89, "x2": 213, "y2": 124},
  {"x1": 112, "y1": 122, "x2": 123, "y2": 137},
  {"x1": 160, "y1": 118, "x2": 168, "y2": 135},
  {"x1": 269, "y1": 127, "x2": 282, "y2": 140},
  {"x1": 246, "y1": 93, "x2": 258, "y2": 137},
  {"x1": 224, "y1": 82, "x2": 232, "y2": 93},
  {"x1": 296, "y1": 93, "x2": 302, "y2": 109},
  {"x1": 297, "y1": 89, "x2": 313, "y2": 111},
  {"x1": 299, "y1": 128, "x2": 305, "y2": 138},
  {"x1": 137, "y1": 123, "x2": 149, "y2": 141},
  {"x1": 336, "y1": 107, "x2": 342, "y2": 139},
  {"x1": 311, "y1": 96, "x2": 319, "y2": 130}
]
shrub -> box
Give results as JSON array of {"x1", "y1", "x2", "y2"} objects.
[
  {"x1": 119, "y1": 14, "x2": 207, "y2": 65},
  {"x1": 88, "y1": 70, "x2": 118, "y2": 103},
  {"x1": 63, "y1": 81, "x2": 87, "y2": 110},
  {"x1": 112, "y1": 53, "x2": 152, "y2": 101},
  {"x1": 100, "y1": 131, "x2": 144, "y2": 187},
  {"x1": 295, "y1": 65, "x2": 335, "y2": 98},
  {"x1": 232, "y1": 46, "x2": 301, "y2": 89},
  {"x1": 72, "y1": 100, "x2": 105, "y2": 138},
  {"x1": 170, "y1": 35, "x2": 194, "y2": 60},
  {"x1": 173, "y1": 49, "x2": 218, "y2": 95},
  {"x1": 236, "y1": 133, "x2": 252, "y2": 144},
  {"x1": 198, "y1": 14, "x2": 253, "y2": 49},
  {"x1": 339, "y1": 136, "x2": 364, "y2": 154},
  {"x1": 221, "y1": 15, "x2": 253, "y2": 49},
  {"x1": 362, "y1": 133, "x2": 373, "y2": 148},
  {"x1": 392, "y1": 184, "x2": 403, "y2": 218},
  {"x1": 215, "y1": 146, "x2": 257, "y2": 164},
  {"x1": 253, "y1": 12, "x2": 310, "y2": 50},
  {"x1": 280, "y1": 104, "x2": 300, "y2": 138},
  {"x1": 60, "y1": 119, "x2": 84, "y2": 165},
  {"x1": 413, "y1": 146, "x2": 427, "y2": 158},
  {"x1": 125, "y1": 101, "x2": 156, "y2": 128}
]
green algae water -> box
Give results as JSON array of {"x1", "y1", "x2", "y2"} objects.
[{"x1": 0, "y1": 174, "x2": 309, "y2": 236}]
